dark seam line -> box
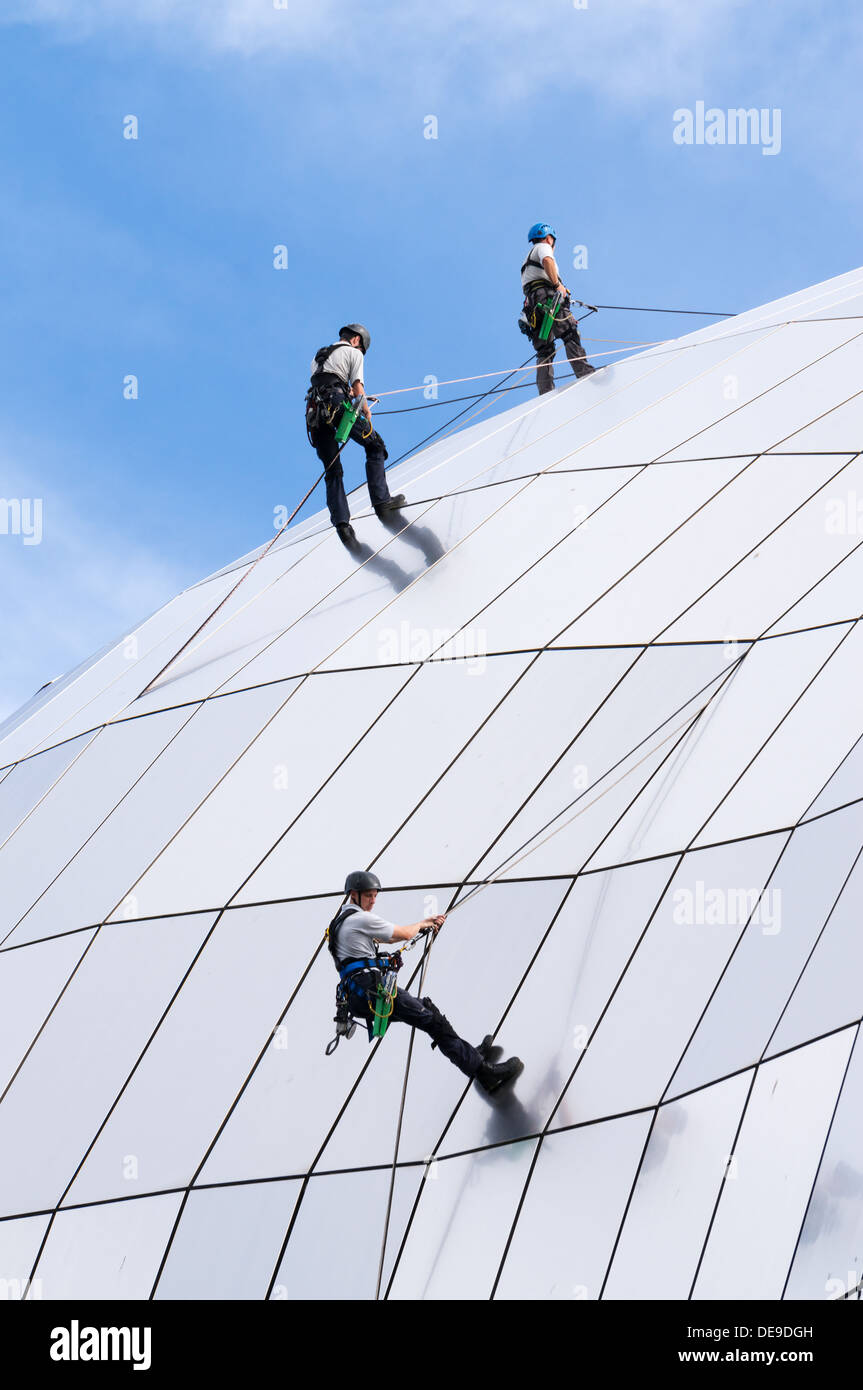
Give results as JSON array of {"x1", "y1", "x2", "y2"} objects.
[
  {"x1": 469, "y1": 650, "x2": 750, "y2": 894},
  {"x1": 6, "y1": 341, "x2": 861, "y2": 1295},
  {"x1": 686, "y1": 1067, "x2": 761, "y2": 1299},
  {"x1": 382, "y1": 878, "x2": 578, "y2": 1296},
  {"x1": 655, "y1": 832, "x2": 808, "y2": 1111},
  {"x1": 279, "y1": 315, "x2": 863, "y2": 555},
  {"x1": 684, "y1": 620, "x2": 859, "y2": 850},
  {"x1": 7, "y1": 609, "x2": 850, "y2": 756},
  {"x1": 485, "y1": 849, "x2": 692, "y2": 1297},
  {"x1": 94, "y1": 677, "x2": 314, "y2": 932},
  {"x1": 600, "y1": 827, "x2": 798, "y2": 1292},
  {"x1": 483, "y1": 643, "x2": 778, "y2": 1298},
  {"x1": 12, "y1": 800, "x2": 863, "y2": 957},
  {"x1": 3, "y1": 450, "x2": 856, "y2": 778},
  {"x1": 421, "y1": 447, "x2": 863, "y2": 504},
  {"x1": 0, "y1": 702, "x2": 205, "y2": 950},
  {"x1": 761, "y1": 843, "x2": 863, "y2": 1057},
  {"x1": 421, "y1": 463, "x2": 660, "y2": 661},
  {"x1": 649, "y1": 455, "x2": 862, "y2": 645},
  {"x1": 369, "y1": 653, "x2": 544, "y2": 867},
  {"x1": 392, "y1": 719, "x2": 706, "y2": 1295},
  {"x1": 222, "y1": 667, "x2": 421, "y2": 908},
  {"x1": 2, "y1": 1018, "x2": 860, "y2": 1229},
  {"x1": 0, "y1": 727, "x2": 105, "y2": 861},
  {"x1": 188, "y1": 461, "x2": 548, "y2": 705},
  {"x1": 187, "y1": 318, "x2": 796, "y2": 696},
  {"x1": 545, "y1": 458, "x2": 764, "y2": 653},
  {"x1": 761, "y1": 537, "x2": 863, "y2": 638},
  {"x1": 648, "y1": 621, "x2": 863, "y2": 1111},
  {"x1": 26, "y1": 908, "x2": 228, "y2": 1291},
  {"x1": 597, "y1": 1107, "x2": 662, "y2": 1301},
  {"x1": 2, "y1": 606, "x2": 857, "y2": 784},
  {"x1": 381, "y1": 660, "x2": 743, "y2": 1290},
  {"x1": 149, "y1": 933, "x2": 331, "y2": 1297},
  {"x1": 0, "y1": 929, "x2": 98, "y2": 1107},
  {"x1": 195, "y1": 446, "x2": 863, "y2": 580},
  {"x1": 780, "y1": 1023, "x2": 862, "y2": 1300},
  {"x1": 264, "y1": 1174, "x2": 312, "y2": 1300}
]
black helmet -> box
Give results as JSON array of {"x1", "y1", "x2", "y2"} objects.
[
  {"x1": 344, "y1": 869, "x2": 381, "y2": 895},
  {"x1": 339, "y1": 323, "x2": 371, "y2": 354}
]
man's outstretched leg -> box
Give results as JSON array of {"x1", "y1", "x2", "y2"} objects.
[{"x1": 391, "y1": 989, "x2": 522, "y2": 1093}]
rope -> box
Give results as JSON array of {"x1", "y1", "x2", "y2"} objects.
[
  {"x1": 369, "y1": 312, "x2": 863, "y2": 404},
  {"x1": 374, "y1": 926, "x2": 433, "y2": 1300},
  {"x1": 137, "y1": 463, "x2": 327, "y2": 695},
  {"x1": 144, "y1": 300, "x2": 863, "y2": 692},
  {"x1": 373, "y1": 341, "x2": 667, "y2": 416},
  {"x1": 591, "y1": 302, "x2": 735, "y2": 317},
  {"x1": 371, "y1": 696, "x2": 713, "y2": 1297},
  {"x1": 383, "y1": 350, "x2": 540, "y2": 472}
]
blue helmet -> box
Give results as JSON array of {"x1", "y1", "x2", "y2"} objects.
[{"x1": 528, "y1": 222, "x2": 556, "y2": 242}]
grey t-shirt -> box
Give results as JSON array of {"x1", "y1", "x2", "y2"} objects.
[
  {"x1": 521, "y1": 241, "x2": 557, "y2": 289},
  {"x1": 332, "y1": 905, "x2": 395, "y2": 962},
  {"x1": 311, "y1": 342, "x2": 365, "y2": 390}
]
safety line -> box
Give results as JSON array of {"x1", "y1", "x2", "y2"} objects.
[
  {"x1": 372, "y1": 341, "x2": 664, "y2": 400},
  {"x1": 374, "y1": 929, "x2": 433, "y2": 1300},
  {"x1": 137, "y1": 471, "x2": 328, "y2": 697},
  {"x1": 374, "y1": 702, "x2": 710, "y2": 1296},
  {"x1": 135, "y1": 351, "x2": 541, "y2": 698},
  {"x1": 368, "y1": 312, "x2": 863, "y2": 402},
  {"x1": 13, "y1": 287, "x2": 861, "y2": 1295},
  {"x1": 388, "y1": 594, "x2": 863, "y2": 1293},
  {"x1": 591, "y1": 302, "x2": 735, "y2": 317}
]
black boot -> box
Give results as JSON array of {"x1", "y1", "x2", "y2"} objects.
[
  {"x1": 335, "y1": 522, "x2": 358, "y2": 547},
  {"x1": 477, "y1": 1034, "x2": 503, "y2": 1064},
  {"x1": 375, "y1": 494, "x2": 406, "y2": 515},
  {"x1": 475, "y1": 1056, "x2": 524, "y2": 1095}
]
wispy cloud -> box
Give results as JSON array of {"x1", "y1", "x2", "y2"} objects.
[
  {"x1": 8, "y1": 0, "x2": 863, "y2": 183},
  {"x1": 0, "y1": 0, "x2": 820, "y2": 104}
]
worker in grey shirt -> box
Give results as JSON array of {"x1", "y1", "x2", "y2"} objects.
[
  {"x1": 305, "y1": 324, "x2": 406, "y2": 545},
  {"x1": 327, "y1": 870, "x2": 523, "y2": 1094},
  {"x1": 520, "y1": 223, "x2": 595, "y2": 395}
]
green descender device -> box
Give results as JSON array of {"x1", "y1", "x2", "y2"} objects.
[
  {"x1": 370, "y1": 967, "x2": 398, "y2": 1038},
  {"x1": 335, "y1": 396, "x2": 362, "y2": 443},
  {"x1": 538, "y1": 290, "x2": 563, "y2": 341}
]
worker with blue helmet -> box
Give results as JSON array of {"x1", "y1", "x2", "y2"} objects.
[{"x1": 520, "y1": 223, "x2": 595, "y2": 395}]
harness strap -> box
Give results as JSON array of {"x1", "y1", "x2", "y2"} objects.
[
  {"x1": 339, "y1": 957, "x2": 381, "y2": 981},
  {"x1": 521, "y1": 242, "x2": 554, "y2": 286}
]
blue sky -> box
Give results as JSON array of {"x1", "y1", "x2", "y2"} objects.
[{"x1": 1, "y1": 0, "x2": 862, "y2": 721}]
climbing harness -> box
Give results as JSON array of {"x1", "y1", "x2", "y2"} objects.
[
  {"x1": 324, "y1": 906, "x2": 430, "y2": 1055},
  {"x1": 306, "y1": 342, "x2": 374, "y2": 446}
]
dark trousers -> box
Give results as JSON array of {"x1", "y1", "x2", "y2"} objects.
[
  {"x1": 525, "y1": 285, "x2": 594, "y2": 395},
  {"x1": 347, "y1": 979, "x2": 483, "y2": 1078},
  {"x1": 309, "y1": 392, "x2": 391, "y2": 526}
]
